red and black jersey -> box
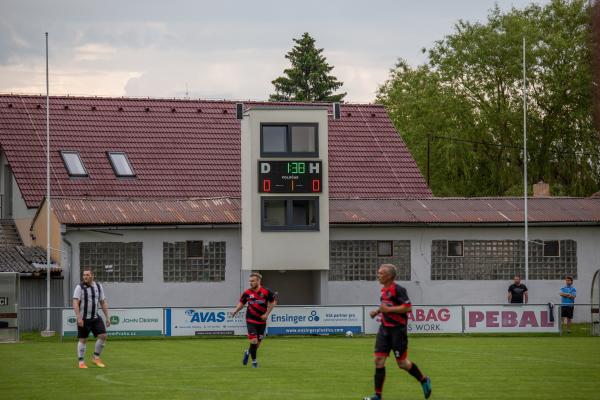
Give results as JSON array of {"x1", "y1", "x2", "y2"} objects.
[
  {"x1": 379, "y1": 283, "x2": 411, "y2": 328},
  {"x1": 239, "y1": 287, "x2": 276, "y2": 325}
]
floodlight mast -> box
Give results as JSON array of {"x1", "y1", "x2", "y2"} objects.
[
  {"x1": 42, "y1": 32, "x2": 54, "y2": 337},
  {"x1": 523, "y1": 36, "x2": 529, "y2": 283}
]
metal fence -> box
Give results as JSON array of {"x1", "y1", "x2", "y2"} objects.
[{"x1": 19, "y1": 278, "x2": 64, "y2": 332}]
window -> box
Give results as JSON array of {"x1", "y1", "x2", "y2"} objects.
[
  {"x1": 163, "y1": 241, "x2": 226, "y2": 282},
  {"x1": 291, "y1": 125, "x2": 316, "y2": 153},
  {"x1": 431, "y1": 239, "x2": 577, "y2": 280},
  {"x1": 329, "y1": 240, "x2": 411, "y2": 281},
  {"x1": 186, "y1": 241, "x2": 203, "y2": 258},
  {"x1": 108, "y1": 152, "x2": 135, "y2": 177},
  {"x1": 543, "y1": 241, "x2": 560, "y2": 257},
  {"x1": 447, "y1": 241, "x2": 464, "y2": 257},
  {"x1": 263, "y1": 199, "x2": 286, "y2": 226},
  {"x1": 79, "y1": 242, "x2": 143, "y2": 282},
  {"x1": 377, "y1": 241, "x2": 393, "y2": 257},
  {"x1": 261, "y1": 126, "x2": 287, "y2": 153},
  {"x1": 261, "y1": 197, "x2": 318, "y2": 231},
  {"x1": 61, "y1": 151, "x2": 87, "y2": 177},
  {"x1": 260, "y1": 123, "x2": 318, "y2": 156}
]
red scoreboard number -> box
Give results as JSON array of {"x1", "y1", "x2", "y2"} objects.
[{"x1": 258, "y1": 161, "x2": 323, "y2": 193}]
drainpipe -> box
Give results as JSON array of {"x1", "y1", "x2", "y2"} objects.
[{"x1": 62, "y1": 235, "x2": 73, "y2": 308}]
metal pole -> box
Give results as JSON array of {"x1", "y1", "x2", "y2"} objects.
[
  {"x1": 42, "y1": 32, "x2": 54, "y2": 336},
  {"x1": 523, "y1": 36, "x2": 529, "y2": 282}
]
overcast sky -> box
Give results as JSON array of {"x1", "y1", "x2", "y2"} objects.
[{"x1": 0, "y1": 0, "x2": 550, "y2": 103}]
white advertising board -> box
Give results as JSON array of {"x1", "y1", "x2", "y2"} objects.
[
  {"x1": 364, "y1": 305, "x2": 463, "y2": 334},
  {"x1": 62, "y1": 308, "x2": 163, "y2": 337},
  {"x1": 267, "y1": 306, "x2": 363, "y2": 335},
  {"x1": 463, "y1": 305, "x2": 559, "y2": 333},
  {"x1": 166, "y1": 307, "x2": 246, "y2": 336}
]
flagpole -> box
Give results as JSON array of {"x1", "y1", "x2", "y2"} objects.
[
  {"x1": 42, "y1": 32, "x2": 54, "y2": 337},
  {"x1": 523, "y1": 36, "x2": 529, "y2": 283}
]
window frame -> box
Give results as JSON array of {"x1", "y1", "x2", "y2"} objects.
[
  {"x1": 377, "y1": 241, "x2": 394, "y2": 257},
  {"x1": 261, "y1": 196, "x2": 319, "y2": 231},
  {"x1": 543, "y1": 240, "x2": 560, "y2": 257},
  {"x1": 447, "y1": 240, "x2": 464, "y2": 257},
  {"x1": 107, "y1": 151, "x2": 136, "y2": 177},
  {"x1": 185, "y1": 240, "x2": 204, "y2": 258},
  {"x1": 260, "y1": 123, "x2": 319, "y2": 157},
  {"x1": 60, "y1": 151, "x2": 88, "y2": 177}
]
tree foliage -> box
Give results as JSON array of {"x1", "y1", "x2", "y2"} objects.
[
  {"x1": 377, "y1": 0, "x2": 599, "y2": 197},
  {"x1": 270, "y1": 33, "x2": 346, "y2": 102}
]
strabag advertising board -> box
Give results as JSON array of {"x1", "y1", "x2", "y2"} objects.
[{"x1": 363, "y1": 306, "x2": 463, "y2": 334}]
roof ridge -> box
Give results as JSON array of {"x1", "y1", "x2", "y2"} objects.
[{"x1": 0, "y1": 93, "x2": 381, "y2": 106}]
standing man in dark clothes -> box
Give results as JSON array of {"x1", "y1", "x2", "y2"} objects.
[
  {"x1": 363, "y1": 264, "x2": 432, "y2": 400},
  {"x1": 231, "y1": 272, "x2": 277, "y2": 368},
  {"x1": 508, "y1": 275, "x2": 528, "y2": 304}
]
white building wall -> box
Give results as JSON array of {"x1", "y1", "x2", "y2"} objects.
[
  {"x1": 63, "y1": 227, "x2": 243, "y2": 308},
  {"x1": 329, "y1": 225, "x2": 600, "y2": 322},
  {"x1": 60, "y1": 224, "x2": 599, "y2": 323}
]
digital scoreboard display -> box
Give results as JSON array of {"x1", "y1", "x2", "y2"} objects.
[{"x1": 258, "y1": 160, "x2": 323, "y2": 193}]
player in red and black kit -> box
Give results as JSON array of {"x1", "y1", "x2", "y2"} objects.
[
  {"x1": 363, "y1": 264, "x2": 432, "y2": 400},
  {"x1": 231, "y1": 272, "x2": 277, "y2": 368}
]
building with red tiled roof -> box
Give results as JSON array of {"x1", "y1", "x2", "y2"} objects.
[
  {"x1": 0, "y1": 94, "x2": 431, "y2": 208},
  {"x1": 1, "y1": 93, "x2": 599, "y2": 332}
]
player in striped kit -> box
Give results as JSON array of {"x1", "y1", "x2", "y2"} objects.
[
  {"x1": 231, "y1": 272, "x2": 277, "y2": 368},
  {"x1": 73, "y1": 268, "x2": 110, "y2": 369}
]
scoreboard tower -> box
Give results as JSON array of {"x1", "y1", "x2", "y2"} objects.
[{"x1": 240, "y1": 106, "x2": 330, "y2": 305}]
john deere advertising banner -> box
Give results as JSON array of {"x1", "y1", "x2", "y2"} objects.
[{"x1": 62, "y1": 308, "x2": 163, "y2": 337}]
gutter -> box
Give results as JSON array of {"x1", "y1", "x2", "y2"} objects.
[
  {"x1": 329, "y1": 222, "x2": 600, "y2": 228},
  {"x1": 65, "y1": 224, "x2": 241, "y2": 231}
]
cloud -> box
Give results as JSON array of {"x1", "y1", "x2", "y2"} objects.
[
  {"x1": 1, "y1": 0, "x2": 552, "y2": 102},
  {"x1": 0, "y1": 63, "x2": 142, "y2": 96},
  {"x1": 74, "y1": 43, "x2": 117, "y2": 61}
]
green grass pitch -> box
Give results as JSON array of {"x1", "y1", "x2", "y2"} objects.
[{"x1": 1, "y1": 334, "x2": 599, "y2": 399}]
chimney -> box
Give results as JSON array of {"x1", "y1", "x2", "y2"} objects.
[{"x1": 533, "y1": 181, "x2": 550, "y2": 197}]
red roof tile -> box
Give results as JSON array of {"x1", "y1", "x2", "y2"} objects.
[{"x1": 0, "y1": 95, "x2": 432, "y2": 208}]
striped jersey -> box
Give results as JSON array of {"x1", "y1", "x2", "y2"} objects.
[
  {"x1": 73, "y1": 282, "x2": 105, "y2": 320},
  {"x1": 379, "y1": 283, "x2": 411, "y2": 328},
  {"x1": 239, "y1": 287, "x2": 276, "y2": 325}
]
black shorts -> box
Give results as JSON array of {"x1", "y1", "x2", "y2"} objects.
[
  {"x1": 561, "y1": 306, "x2": 574, "y2": 319},
  {"x1": 77, "y1": 318, "x2": 107, "y2": 339},
  {"x1": 246, "y1": 322, "x2": 266, "y2": 341},
  {"x1": 374, "y1": 325, "x2": 408, "y2": 360}
]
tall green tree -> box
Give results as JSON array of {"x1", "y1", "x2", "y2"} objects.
[
  {"x1": 270, "y1": 33, "x2": 346, "y2": 102},
  {"x1": 377, "y1": 0, "x2": 600, "y2": 197}
]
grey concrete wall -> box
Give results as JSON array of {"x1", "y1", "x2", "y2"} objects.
[
  {"x1": 328, "y1": 226, "x2": 600, "y2": 322},
  {"x1": 62, "y1": 227, "x2": 243, "y2": 308}
]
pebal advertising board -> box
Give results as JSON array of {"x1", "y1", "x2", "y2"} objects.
[
  {"x1": 363, "y1": 305, "x2": 463, "y2": 334},
  {"x1": 62, "y1": 308, "x2": 163, "y2": 337},
  {"x1": 463, "y1": 305, "x2": 559, "y2": 333},
  {"x1": 267, "y1": 307, "x2": 363, "y2": 335},
  {"x1": 166, "y1": 308, "x2": 247, "y2": 336}
]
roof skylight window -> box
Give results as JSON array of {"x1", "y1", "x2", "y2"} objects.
[
  {"x1": 61, "y1": 151, "x2": 88, "y2": 177},
  {"x1": 108, "y1": 152, "x2": 135, "y2": 177}
]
